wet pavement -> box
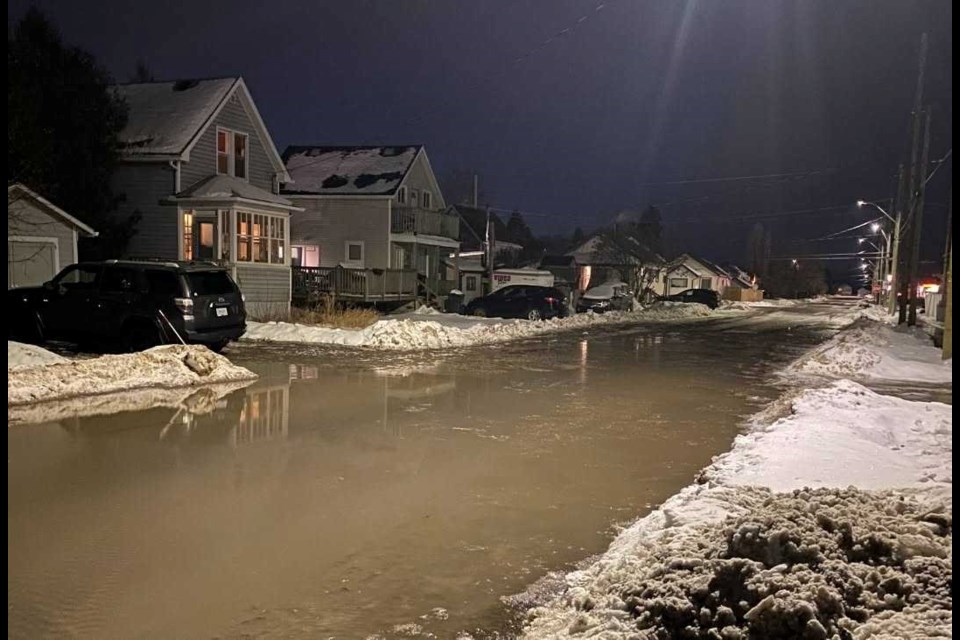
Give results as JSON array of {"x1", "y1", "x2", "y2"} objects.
[{"x1": 9, "y1": 305, "x2": 859, "y2": 638}]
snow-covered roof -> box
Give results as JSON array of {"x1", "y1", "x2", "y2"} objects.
[
  {"x1": 170, "y1": 175, "x2": 297, "y2": 208},
  {"x1": 113, "y1": 78, "x2": 237, "y2": 156},
  {"x1": 566, "y1": 235, "x2": 661, "y2": 265},
  {"x1": 7, "y1": 183, "x2": 98, "y2": 236},
  {"x1": 281, "y1": 146, "x2": 422, "y2": 196}
]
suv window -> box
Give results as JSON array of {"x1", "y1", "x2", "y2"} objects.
[
  {"x1": 186, "y1": 270, "x2": 236, "y2": 296},
  {"x1": 101, "y1": 267, "x2": 138, "y2": 293},
  {"x1": 144, "y1": 270, "x2": 183, "y2": 296},
  {"x1": 54, "y1": 265, "x2": 101, "y2": 291}
]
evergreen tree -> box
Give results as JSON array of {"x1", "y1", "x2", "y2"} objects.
[{"x1": 8, "y1": 7, "x2": 133, "y2": 258}]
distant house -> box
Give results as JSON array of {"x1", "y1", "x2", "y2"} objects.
[
  {"x1": 566, "y1": 234, "x2": 664, "y2": 295},
  {"x1": 281, "y1": 145, "x2": 460, "y2": 302},
  {"x1": 111, "y1": 76, "x2": 299, "y2": 318},
  {"x1": 661, "y1": 254, "x2": 732, "y2": 296},
  {"x1": 8, "y1": 183, "x2": 97, "y2": 288}
]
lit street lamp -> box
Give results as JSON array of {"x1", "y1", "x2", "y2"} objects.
[{"x1": 858, "y1": 199, "x2": 900, "y2": 310}]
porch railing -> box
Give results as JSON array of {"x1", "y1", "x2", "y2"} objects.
[
  {"x1": 293, "y1": 266, "x2": 418, "y2": 302},
  {"x1": 391, "y1": 206, "x2": 460, "y2": 239}
]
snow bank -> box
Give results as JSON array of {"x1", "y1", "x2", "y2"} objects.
[
  {"x1": 8, "y1": 341, "x2": 68, "y2": 370},
  {"x1": 8, "y1": 345, "x2": 257, "y2": 407},
  {"x1": 785, "y1": 319, "x2": 952, "y2": 384},
  {"x1": 243, "y1": 302, "x2": 715, "y2": 350},
  {"x1": 518, "y1": 380, "x2": 952, "y2": 638}
]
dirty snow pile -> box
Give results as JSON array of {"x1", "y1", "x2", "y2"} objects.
[
  {"x1": 8, "y1": 344, "x2": 257, "y2": 406},
  {"x1": 243, "y1": 302, "x2": 715, "y2": 350},
  {"x1": 518, "y1": 379, "x2": 952, "y2": 639},
  {"x1": 785, "y1": 318, "x2": 952, "y2": 384},
  {"x1": 8, "y1": 341, "x2": 68, "y2": 370}
]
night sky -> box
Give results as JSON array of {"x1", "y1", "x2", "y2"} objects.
[{"x1": 7, "y1": 0, "x2": 953, "y2": 274}]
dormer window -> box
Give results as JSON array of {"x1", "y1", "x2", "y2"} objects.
[
  {"x1": 397, "y1": 186, "x2": 407, "y2": 205},
  {"x1": 217, "y1": 128, "x2": 248, "y2": 179},
  {"x1": 422, "y1": 190, "x2": 432, "y2": 209}
]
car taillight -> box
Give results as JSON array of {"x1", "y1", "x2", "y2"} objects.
[
  {"x1": 174, "y1": 297, "x2": 194, "y2": 314},
  {"x1": 545, "y1": 297, "x2": 558, "y2": 304}
]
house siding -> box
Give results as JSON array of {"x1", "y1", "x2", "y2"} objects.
[
  {"x1": 398, "y1": 153, "x2": 446, "y2": 209},
  {"x1": 8, "y1": 197, "x2": 77, "y2": 270},
  {"x1": 234, "y1": 263, "x2": 290, "y2": 319},
  {"x1": 288, "y1": 198, "x2": 390, "y2": 269},
  {"x1": 113, "y1": 162, "x2": 178, "y2": 259},
  {"x1": 181, "y1": 92, "x2": 275, "y2": 193}
]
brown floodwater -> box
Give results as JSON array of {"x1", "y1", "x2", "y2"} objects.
[{"x1": 8, "y1": 311, "x2": 834, "y2": 639}]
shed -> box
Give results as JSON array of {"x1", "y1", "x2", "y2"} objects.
[{"x1": 7, "y1": 184, "x2": 97, "y2": 288}]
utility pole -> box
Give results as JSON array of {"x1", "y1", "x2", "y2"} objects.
[
  {"x1": 907, "y1": 108, "x2": 932, "y2": 326},
  {"x1": 473, "y1": 174, "x2": 479, "y2": 208},
  {"x1": 943, "y1": 238, "x2": 952, "y2": 360},
  {"x1": 887, "y1": 164, "x2": 907, "y2": 314},
  {"x1": 485, "y1": 206, "x2": 495, "y2": 293},
  {"x1": 898, "y1": 33, "x2": 928, "y2": 324}
]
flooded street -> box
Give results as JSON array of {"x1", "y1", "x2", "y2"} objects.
[{"x1": 9, "y1": 308, "x2": 837, "y2": 639}]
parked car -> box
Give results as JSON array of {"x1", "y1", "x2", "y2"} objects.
[
  {"x1": 463, "y1": 285, "x2": 569, "y2": 320},
  {"x1": 576, "y1": 281, "x2": 633, "y2": 313},
  {"x1": 8, "y1": 259, "x2": 247, "y2": 352},
  {"x1": 661, "y1": 288, "x2": 721, "y2": 309}
]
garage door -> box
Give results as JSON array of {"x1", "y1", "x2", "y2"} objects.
[{"x1": 8, "y1": 239, "x2": 58, "y2": 288}]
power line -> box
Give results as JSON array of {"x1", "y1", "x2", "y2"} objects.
[{"x1": 640, "y1": 168, "x2": 842, "y2": 187}]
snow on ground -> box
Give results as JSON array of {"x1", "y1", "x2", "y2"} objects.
[
  {"x1": 8, "y1": 341, "x2": 69, "y2": 370},
  {"x1": 519, "y1": 380, "x2": 952, "y2": 639},
  {"x1": 243, "y1": 302, "x2": 716, "y2": 350},
  {"x1": 785, "y1": 319, "x2": 952, "y2": 384},
  {"x1": 517, "y1": 310, "x2": 952, "y2": 639},
  {"x1": 8, "y1": 344, "x2": 257, "y2": 407}
]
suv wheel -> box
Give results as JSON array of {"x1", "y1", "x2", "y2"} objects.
[
  {"x1": 123, "y1": 320, "x2": 163, "y2": 353},
  {"x1": 527, "y1": 308, "x2": 543, "y2": 321},
  {"x1": 472, "y1": 307, "x2": 488, "y2": 317}
]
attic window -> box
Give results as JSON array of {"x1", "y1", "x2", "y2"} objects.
[
  {"x1": 397, "y1": 186, "x2": 407, "y2": 204},
  {"x1": 422, "y1": 190, "x2": 432, "y2": 209},
  {"x1": 217, "y1": 128, "x2": 248, "y2": 179}
]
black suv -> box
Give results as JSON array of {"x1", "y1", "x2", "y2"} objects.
[
  {"x1": 661, "y1": 288, "x2": 721, "y2": 309},
  {"x1": 8, "y1": 260, "x2": 247, "y2": 352},
  {"x1": 463, "y1": 285, "x2": 569, "y2": 320}
]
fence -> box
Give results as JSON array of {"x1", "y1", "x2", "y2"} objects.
[{"x1": 292, "y1": 266, "x2": 418, "y2": 303}]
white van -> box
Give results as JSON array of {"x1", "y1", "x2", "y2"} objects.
[{"x1": 490, "y1": 268, "x2": 555, "y2": 292}]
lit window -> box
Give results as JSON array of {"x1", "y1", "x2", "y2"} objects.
[
  {"x1": 217, "y1": 132, "x2": 229, "y2": 175},
  {"x1": 216, "y1": 129, "x2": 248, "y2": 178},
  {"x1": 183, "y1": 211, "x2": 194, "y2": 260},
  {"x1": 236, "y1": 211, "x2": 286, "y2": 264}
]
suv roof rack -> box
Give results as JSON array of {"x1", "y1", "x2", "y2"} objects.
[{"x1": 105, "y1": 258, "x2": 182, "y2": 268}]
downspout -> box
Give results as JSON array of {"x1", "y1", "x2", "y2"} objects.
[{"x1": 170, "y1": 160, "x2": 182, "y2": 260}]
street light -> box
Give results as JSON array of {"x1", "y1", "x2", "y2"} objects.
[{"x1": 858, "y1": 200, "x2": 897, "y2": 307}]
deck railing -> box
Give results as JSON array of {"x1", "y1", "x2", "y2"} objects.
[
  {"x1": 292, "y1": 266, "x2": 418, "y2": 302},
  {"x1": 391, "y1": 206, "x2": 460, "y2": 239}
]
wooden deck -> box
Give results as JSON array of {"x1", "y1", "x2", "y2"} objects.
[{"x1": 292, "y1": 266, "x2": 419, "y2": 303}]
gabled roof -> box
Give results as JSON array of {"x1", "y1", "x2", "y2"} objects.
[
  {"x1": 667, "y1": 254, "x2": 731, "y2": 279},
  {"x1": 281, "y1": 145, "x2": 424, "y2": 196},
  {"x1": 112, "y1": 77, "x2": 290, "y2": 181},
  {"x1": 7, "y1": 183, "x2": 97, "y2": 236},
  {"x1": 567, "y1": 234, "x2": 662, "y2": 266},
  {"x1": 165, "y1": 175, "x2": 301, "y2": 211}
]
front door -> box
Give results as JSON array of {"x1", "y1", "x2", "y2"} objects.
[{"x1": 194, "y1": 214, "x2": 217, "y2": 261}]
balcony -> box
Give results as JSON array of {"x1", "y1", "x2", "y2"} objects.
[
  {"x1": 293, "y1": 266, "x2": 418, "y2": 303},
  {"x1": 391, "y1": 206, "x2": 459, "y2": 240}
]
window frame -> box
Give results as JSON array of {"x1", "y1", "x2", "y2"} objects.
[
  {"x1": 421, "y1": 190, "x2": 432, "y2": 209},
  {"x1": 215, "y1": 127, "x2": 249, "y2": 180},
  {"x1": 236, "y1": 210, "x2": 287, "y2": 265},
  {"x1": 669, "y1": 277, "x2": 689, "y2": 289},
  {"x1": 465, "y1": 275, "x2": 478, "y2": 291},
  {"x1": 344, "y1": 241, "x2": 365, "y2": 266},
  {"x1": 397, "y1": 186, "x2": 407, "y2": 205}
]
